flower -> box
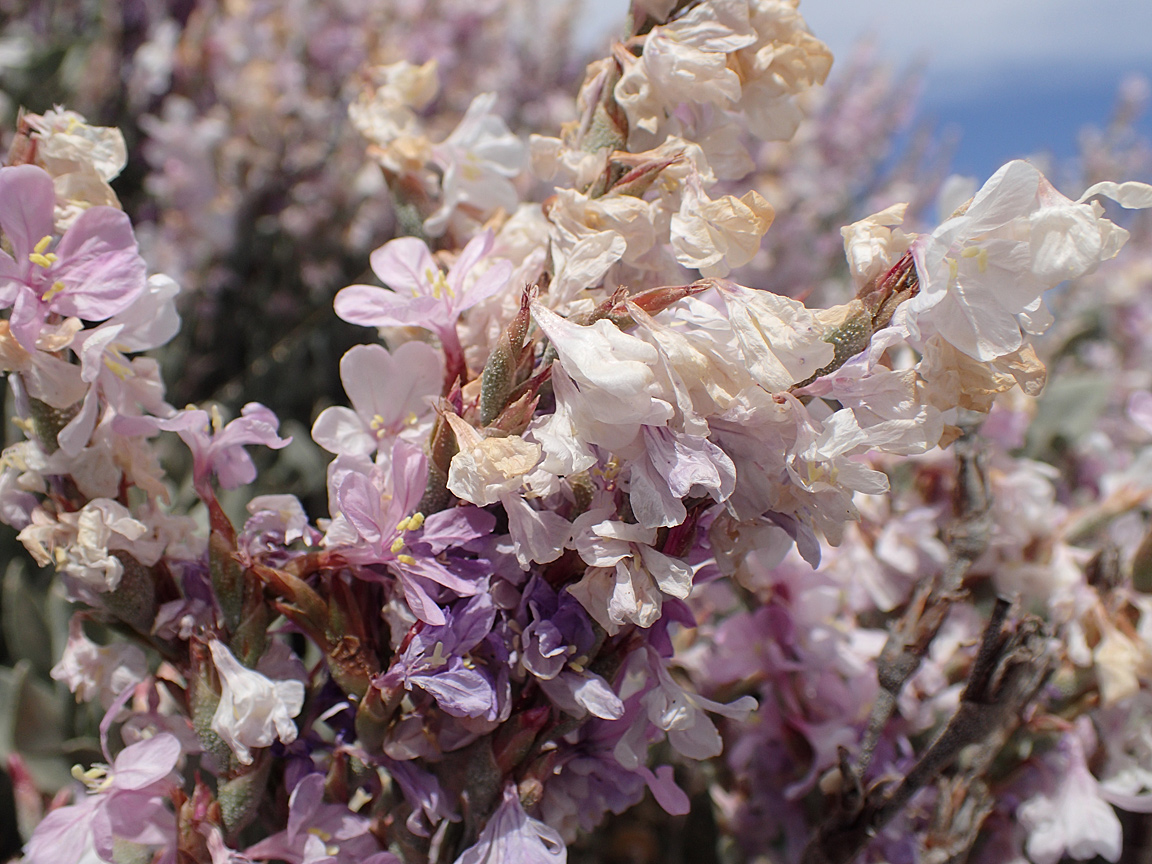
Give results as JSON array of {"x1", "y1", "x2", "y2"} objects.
[
  {"x1": 335, "y1": 231, "x2": 511, "y2": 338},
  {"x1": 901, "y1": 159, "x2": 1152, "y2": 361},
  {"x1": 51, "y1": 615, "x2": 148, "y2": 708},
  {"x1": 311, "y1": 341, "x2": 442, "y2": 457},
  {"x1": 209, "y1": 639, "x2": 306, "y2": 765},
  {"x1": 452, "y1": 785, "x2": 566, "y2": 864},
  {"x1": 116, "y1": 402, "x2": 291, "y2": 494},
  {"x1": 670, "y1": 170, "x2": 774, "y2": 277},
  {"x1": 1018, "y1": 723, "x2": 1123, "y2": 864},
  {"x1": 0, "y1": 165, "x2": 145, "y2": 351},
  {"x1": 244, "y1": 773, "x2": 389, "y2": 864},
  {"x1": 425, "y1": 92, "x2": 526, "y2": 236},
  {"x1": 21, "y1": 733, "x2": 181, "y2": 864}
]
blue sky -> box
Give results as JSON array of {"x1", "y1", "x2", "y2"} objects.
[{"x1": 581, "y1": 0, "x2": 1152, "y2": 183}]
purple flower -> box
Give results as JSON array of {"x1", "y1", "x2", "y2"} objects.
[
  {"x1": 328, "y1": 442, "x2": 487, "y2": 624},
  {"x1": 376, "y1": 593, "x2": 501, "y2": 719},
  {"x1": 0, "y1": 165, "x2": 145, "y2": 350},
  {"x1": 244, "y1": 773, "x2": 388, "y2": 864},
  {"x1": 452, "y1": 785, "x2": 566, "y2": 864}
]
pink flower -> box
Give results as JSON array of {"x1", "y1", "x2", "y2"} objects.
[
  {"x1": 333, "y1": 230, "x2": 511, "y2": 382},
  {"x1": 116, "y1": 402, "x2": 291, "y2": 494},
  {"x1": 0, "y1": 165, "x2": 145, "y2": 350},
  {"x1": 311, "y1": 341, "x2": 441, "y2": 457},
  {"x1": 22, "y1": 733, "x2": 181, "y2": 864}
]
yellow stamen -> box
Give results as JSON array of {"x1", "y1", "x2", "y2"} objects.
[
  {"x1": 71, "y1": 763, "x2": 113, "y2": 793},
  {"x1": 390, "y1": 536, "x2": 406, "y2": 554},
  {"x1": 104, "y1": 345, "x2": 133, "y2": 381},
  {"x1": 40, "y1": 281, "x2": 66, "y2": 302},
  {"x1": 33, "y1": 236, "x2": 52, "y2": 255},
  {"x1": 961, "y1": 245, "x2": 989, "y2": 273},
  {"x1": 408, "y1": 512, "x2": 425, "y2": 530},
  {"x1": 210, "y1": 404, "x2": 224, "y2": 433},
  {"x1": 429, "y1": 271, "x2": 454, "y2": 300},
  {"x1": 396, "y1": 553, "x2": 416, "y2": 566}
]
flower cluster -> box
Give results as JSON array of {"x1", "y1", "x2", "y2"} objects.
[{"x1": 4, "y1": 2, "x2": 1152, "y2": 864}]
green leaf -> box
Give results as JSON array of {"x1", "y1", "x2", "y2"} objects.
[{"x1": 2, "y1": 560, "x2": 54, "y2": 677}]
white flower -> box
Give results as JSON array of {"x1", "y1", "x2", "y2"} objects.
[
  {"x1": 902, "y1": 160, "x2": 1152, "y2": 361},
  {"x1": 425, "y1": 92, "x2": 525, "y2": 236},
  {"x1": 840, "y1": 202, "x2": 911, "y2": 287},
  {"x1": 348, "y1": 60, "x2": 438, "y2": 176},
  {"x1": 566, "y1": 516, "x2": 693, "y2": 634},
  {"x1": 1019, "y1": 724, "x2": 1122, "y2": 864},
  {"x1": 51, "y1": 615, "x2": 147, "y2": 708},
  {"x1": 209, "y1": 640, "x2": 305, "y2": 766},
  {"x1": 530, "y1": 301, "x2": 673, "y2": 440},
  {"x1": 444, "y1": 413, "x2": 542, "y2": 507},
  {"x1": 671, "y1": 172, "x2": 774, "y2": 277},
  {"x1": 716, "y1": 279, "x2": 835, "y2": 392}
]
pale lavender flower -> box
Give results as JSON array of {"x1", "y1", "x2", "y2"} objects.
[
  {"x1": 58, "y1": 273, "x2": 181, "y2": 456},
  {"x1": 453, "y1": 784, "x2": 566, "y2": 864},
  {"x1": 0, "y1": 165, "x2": 146, "y2": 351},
  {"x1": 51, "y1": 615, "x2": 148, "y2": 708},
  {"x1": 628, "y1": 425, "x2": 736, "y2": 529},
  {"x1": 116, "y1": 402, "x2": 291, "y2": 493}
]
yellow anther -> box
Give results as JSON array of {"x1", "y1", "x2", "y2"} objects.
[
  {"x1": 390, "y1": 536, "x2": 406, "y2": 554},
  {"x1": 306, "y1": 828, "x2": 333, "y2": 843},
  {"x1": 40, "y1": 280, "x2": 66, "y2": 302},
  {"x1": 429, "y1": 271, "x2": 454, "y2": 300},
  {"x1": 396, "y1": 554, "x2": 416, "y2": 566},
  {"x1": 408, "y1": 512, "x2": 425, "y2": 530},
  {"x1": 369, "y1": 414, "x2": 387, "y2": 433},
  {"x1": 210, "y1": 404, "x2": 224, "y2": 433},
  {"x1": 11, "y1": 417, "x2": 33, "y2": 437},
  {"x1": 348, "y1": 788, "x2": 373, "y2": 813},
  {"x1": 33, "y1": 236, "x2": 52, "y2": 255},
  {"x1": 396, "y1": 516, "x2": 412, "y2": 532},
  {"x1": 71, "y1": 763, "x2": 113, "y2": 792}
]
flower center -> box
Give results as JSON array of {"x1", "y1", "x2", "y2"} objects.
[{"x1": 28, "y1": 235, "x2": 58, "y2": 269}]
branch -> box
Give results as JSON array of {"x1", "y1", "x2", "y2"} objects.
[{"x1": 801, "y1": 599, "x2": 1051, "y2": 864}]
